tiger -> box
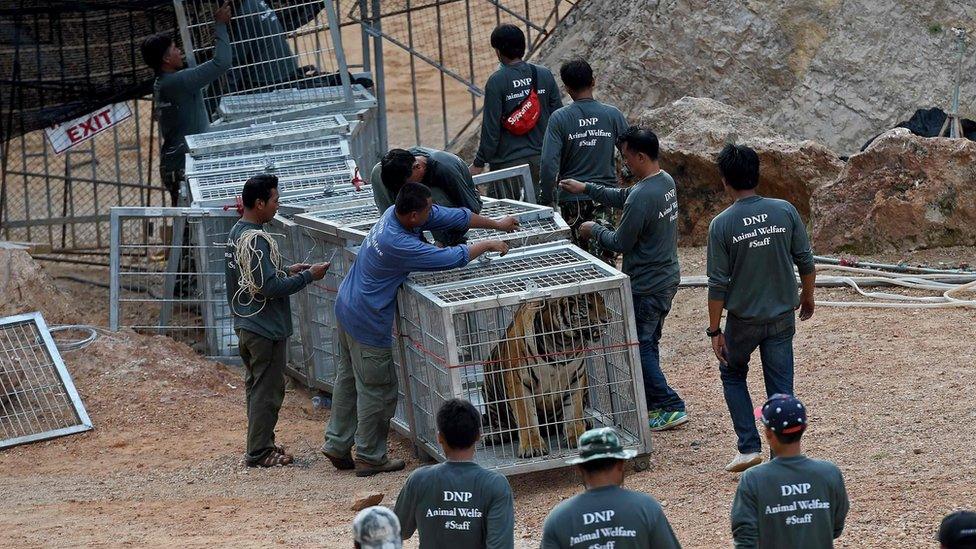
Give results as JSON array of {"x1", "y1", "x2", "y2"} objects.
[{"x1": 481, "y1": 293, "x2": 610, "y2": 458}]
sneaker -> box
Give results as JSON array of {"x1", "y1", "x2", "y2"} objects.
[
  {"x1": 648, "y1": 410, "x2": 689, "y2": 431},
  {"x1": 355, "y1": 458, "x2": 406, "y2": 477},
  {"x1": 725, "y1": 452, "x2": 763, "y2": 473}
]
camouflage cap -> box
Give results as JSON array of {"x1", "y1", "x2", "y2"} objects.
[
  {"x1": 566, "y1": 427, "x2": 637, "y2": 465},
  {"x1": 352, "y1": 506, "x2": 402, "y2": 549}
]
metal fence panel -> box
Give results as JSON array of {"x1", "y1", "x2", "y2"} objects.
[
  {"x1": 0, "y1": 98, "x2": 166, "y2": 253},
  {"x1": 109, "y1": 207, "x2": 241, "y2": 361},
  {"x1": 0, "y1": 312, "x2": 93, "y2": 449}
]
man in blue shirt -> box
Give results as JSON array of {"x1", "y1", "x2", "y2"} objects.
[{"x1": 323, "y1": 183, "x2": 518, "y2": 477}]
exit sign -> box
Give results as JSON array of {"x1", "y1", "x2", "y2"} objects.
[{"x1": 45, "y1": 102, "x2": 133, "y2": 154}]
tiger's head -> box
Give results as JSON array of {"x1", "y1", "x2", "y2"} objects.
[{"x1": 536, "y1": 292, "x2": 610, "y2": 349}]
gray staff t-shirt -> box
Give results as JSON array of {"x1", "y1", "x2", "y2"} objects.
[
  {"x1": 731, "y1": 455, "x2": 849, "y2": 549},
  {"x1": 541, "y1": 485, "x2": 681, "y2": 549},
  {"x1": 394, "y1": 461, "x2": 515, "y2": 549},
  {"x1": 707, "y1": 195, "x2": 815, "y2": 321},
  {"x1": 539, "y1": 98, "x2": 628, "y2": 204}
]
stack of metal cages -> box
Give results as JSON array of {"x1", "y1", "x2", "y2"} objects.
[
  {"x1": 396, "y1": 241, "x2": 652, "y2": 475},
  {"x1": 184, "y1": 115, "x2": 357, "y2": 209},
  {"x1": 269, "y1": 187, "x2": 375, "y2": 384}
]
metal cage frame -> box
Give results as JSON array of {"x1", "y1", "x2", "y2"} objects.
[
  {"x1": 0, "y1": 312, "x2": 94, "y2": 449},
  {"x1": 109, "y1": 206, "x2": 242, "y2": 361},
  {"x1": 472, "y1": 164, "x2": 537, "y2": 204},
  {"x1": 397, "y1": 241, "x2": 652, "y2": 475}
]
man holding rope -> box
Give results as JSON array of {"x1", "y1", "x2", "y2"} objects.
[
  {"x1": 323, "y1": 183, "x2": 517, "y2": 477},
  {"x1": 706, "y1": 144, "x2": 816, "y2": 473},
  {"x1": 225, "y1": 174, "x2": 329, "y2": 467}
]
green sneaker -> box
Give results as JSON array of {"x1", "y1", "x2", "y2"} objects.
[{"x1": 648, "y1": 410, "x2": 689, "y2": 431}]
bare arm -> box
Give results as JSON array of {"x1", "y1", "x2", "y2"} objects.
[
  {"x1": 798, "y1": 270, "x2": 816, "y2": 321},
  {"x1": 469, "y1": 213, "x2": 519, "y2": 232},
  {"x1": 467, "y1": 240, "x2": 509, "y2": 261}
]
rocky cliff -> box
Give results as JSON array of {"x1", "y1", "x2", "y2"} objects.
[
  {"x1": 536, "y1": 0, "x2": 975, "y2": 154},
  {"x1": 638, "y1": 97, "x2": 842, "y2": 245}
]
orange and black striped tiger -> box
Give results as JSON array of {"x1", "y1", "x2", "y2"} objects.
[{"x1": 481, "y1": 293, "x2": 609, "y2": 458}]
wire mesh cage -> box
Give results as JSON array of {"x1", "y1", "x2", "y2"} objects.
[
  {"x1": 277, "y1": 186, "x2": 374, "y2": 216},
  {"x1": 109, "y1": 207, "x2": 241, "y2": 361},
  {"x1": 173, "y1": 0, "x2": 359, "y2": 122},
  {"x1": 183, "y1": 114, "x2": 350, "y2": 155},
  {"x1": 217, "y1": 84, "x2": 376, "y2": 122},
  {"x1": 269, "y1": 187, "x2": 376, "y2": 386},
  {"x1": 397, "y1": 241, "x2": 651, "y2": 475},
  {"x1": 187, "y1": 159, "x2": 358, "y2": 208},
  {"x1": 185, "y1": 136, "x2": 350, "y2": 175},
  {"x1": 292, "y1": 198, "x2": 569, "y2": 396},
  {"x1": 0, "y1": 312, "x2": 93, "y2": 449}
]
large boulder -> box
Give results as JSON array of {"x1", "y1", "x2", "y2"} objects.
[
  {"x1": 536, "y1": 0, "x2": 976, "y2": 155},
  {"x1": 812, "y1": 129, "x2": 976, "y2": 253},
  {"x1": 638, "y1": 97, "x2": 842, "y2": 245}
]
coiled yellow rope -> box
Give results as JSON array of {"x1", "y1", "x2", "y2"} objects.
[{"x1": 231, "y1": 229, "x2": 286, "y2": 318}]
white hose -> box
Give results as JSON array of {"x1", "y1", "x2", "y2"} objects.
[
  {"x1": 231, "y1": 229, "x2": 286, "y2": 318},
  {"x1": 814, "y1": 263, "x2": 976, "y2": 309},
  {"x1": 48, "y1": 325, "x2": 99, "y2": 352}
]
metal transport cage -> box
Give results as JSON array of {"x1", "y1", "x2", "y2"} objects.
[
  {"x1": 187, "y1": 159, "x2": 358, "y2": 208},
  {"x1": 217, "y1": 84, "x2": 376, "y2": 122},
  {"x1": 269, "y1": 188, "x2": 376, "y2": 385},
  {"x1": 398, "y1": 241, "x2": 652, "y2": 475},
  {"x1": 291, "y1": 198, "x2": 570, "y2": 396},
  {"x1": 184, "y1": 137, "x2": 350, "y2": 176},
  {"x1": 184, "y1": 114, "x2": 350, "y2": 155}
]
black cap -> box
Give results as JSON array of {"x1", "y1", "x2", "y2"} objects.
[
  {"x1": 939, "y1": 511, "x2": 976, "y2": 548},
  {"x1": 754, "y1": 394, "x2": 807, "y2": 435}
]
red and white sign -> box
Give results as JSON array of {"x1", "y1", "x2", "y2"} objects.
[{"x1": 45, "y1": 102, "x2": 133, "y2": 154}]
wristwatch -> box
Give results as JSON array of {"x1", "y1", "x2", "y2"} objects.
[{"x1": 705, "y1": 326, "x2": 722, "y2": 338}]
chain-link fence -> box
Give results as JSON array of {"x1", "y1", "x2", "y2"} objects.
[
  {"x1": 1, "y1": 98, "x2": 167, "y2": 255},
  {"x1": 1, "y1": 1, "x2": 576, "y2": 258},
  {"x1": 351, "y1": 0, "x2": 578, "y2": 149}
]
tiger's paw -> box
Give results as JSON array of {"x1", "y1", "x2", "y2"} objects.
[
  {"x1": 517, "y1": 432, "x2": 550, "y2": 458},
  {"x1": 565, "y1": 420, "x2": 588, "y2": 449}
]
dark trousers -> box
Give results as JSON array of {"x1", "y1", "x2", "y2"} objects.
[
  {"x1": 489, "y1": 155, "x2": 541, "y2": 201},
  {"x1": 238, "y1": 328, "x2": 288, "y2": 464},
  {"x1": 634, "y1": 288, "x2": 685, "y2": 413},
  {"x1": 160, "y1": 168, "x2": 184, "y2": 207},
  {"x1": 719, "y1": 313, "x2": 796, "y2": 453}
]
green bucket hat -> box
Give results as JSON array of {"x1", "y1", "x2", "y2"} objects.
[{"x1": 566, "y1": 427, "x2": 637, "y2": 465}]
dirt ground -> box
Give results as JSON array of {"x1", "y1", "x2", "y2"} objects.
[{"x1": 1, "y1": 246, "x2": 974, "y2": 548}]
